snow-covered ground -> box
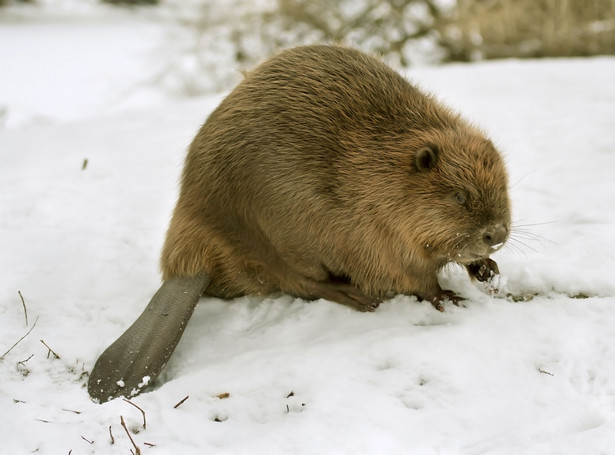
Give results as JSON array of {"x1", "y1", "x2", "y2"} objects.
[{"x1": 2, "y1": 6, "x2": 615, "y2": 455}]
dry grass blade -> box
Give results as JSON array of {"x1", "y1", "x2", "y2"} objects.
[{"x1": 18, "y1": 291, "x2": 28, "y2": 326}]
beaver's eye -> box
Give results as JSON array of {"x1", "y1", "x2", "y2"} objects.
[{"x1": 455, "y1": 191, "x2": 467, "y2": 205}]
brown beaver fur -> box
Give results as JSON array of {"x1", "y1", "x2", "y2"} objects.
[{"x1": 161, "y1": 44, "x2": 511, "y2": 311}]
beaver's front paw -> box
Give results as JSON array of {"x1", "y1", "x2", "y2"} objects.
[{"x1": 466, "y1": 257, "x2": 500, "y2": 282}]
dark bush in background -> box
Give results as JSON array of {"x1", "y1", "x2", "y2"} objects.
[
  {"x1": 161, "y1": 0, "x2": 615, "y2": 94},
  {"x1": 440, "y1": 0, "x2": 615, "y2": 61}
]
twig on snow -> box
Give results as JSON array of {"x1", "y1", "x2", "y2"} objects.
[
  {"x1": 18, "y1": 354, "x2": 34, "y2": 365},
  {"x1": 109, "y1": 425, "x2": 115, "y2": 445},
  {"x1": 120, "y1": 416, "x2": 141, "y2": 455},
  {"x1": 173, "y1": 395, "x2": 189, "y2": 409},
  {"x1": 17, "y1": 354, "x2": 34, "y2": 375},
  {"x1": 123, "y1": 399, "x2": 147, "y2": 430},
  {"x1": 0, "y1": 316, "x2": 39, "y2": 361},
  {"x1": 40, "y1": 339, "x2": 61, "y2": 359}
]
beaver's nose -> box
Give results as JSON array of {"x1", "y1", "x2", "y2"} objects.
[{"x1": 482, "y1": 224, "x2": 508, "y2": 247}]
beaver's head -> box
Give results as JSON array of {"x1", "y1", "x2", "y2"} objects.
[{"x1": 401, "y1": 126, "x2": 511, "y2": 265}]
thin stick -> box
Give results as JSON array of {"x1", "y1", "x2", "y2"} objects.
[
  {"x1": 120, "y1": 416, "x2": 141, "y2": 455},
  {"x1": 81, "y1": 436, "x2": 94, "y2": 444},
  {"x1": 123, "y1": 399, "x2": 147, "y2": 430},
  {"x1": 19, "y1": 354, "x2": 34, "y2": 363},
  {"x1": 17, "y1": 354, "x2": 34, "y2": 371},
  {"x1": 109, "y1": 425, "x2": 115, "y2": 444},
  {"x1": 173, "y1": 395, "x2": 189, "y2": 409},
  {"x1": 40, "y1": 340, "x2": 61, "y2": 359},
  {"x1": 0, "y1": 316, "x2": 39, "y2": 360},
  {"x1": 18, "y1": 291, "x2": 28, "y2": 326}
]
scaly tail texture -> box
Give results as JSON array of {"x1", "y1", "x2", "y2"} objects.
[{"x1": 88, "y1": 273, "x2": 210, "y2": 403}]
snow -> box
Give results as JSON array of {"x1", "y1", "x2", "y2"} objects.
[
  {"x1": 0, "y1": 6, "x2": 168, "y2": 129},
  {"x1": 2, "y1": 6, "x2": 615, "y2": 455}
]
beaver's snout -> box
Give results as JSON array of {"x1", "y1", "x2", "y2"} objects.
[{"x1": 482, "y1": 224, "x2": 509, "y2": 249}]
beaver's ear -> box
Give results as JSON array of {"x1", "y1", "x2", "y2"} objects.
[{"x1": 415, "y1": 146, "x2": 438, "y2": 172}]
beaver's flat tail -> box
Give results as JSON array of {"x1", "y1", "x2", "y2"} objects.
[{"x1": 88, "y1": 273, "x2": 210, "y2": 403}]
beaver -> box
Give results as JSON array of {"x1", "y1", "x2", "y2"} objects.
[{"x1": 88, "y1": 44, "x2": 511, "y2": 403}]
